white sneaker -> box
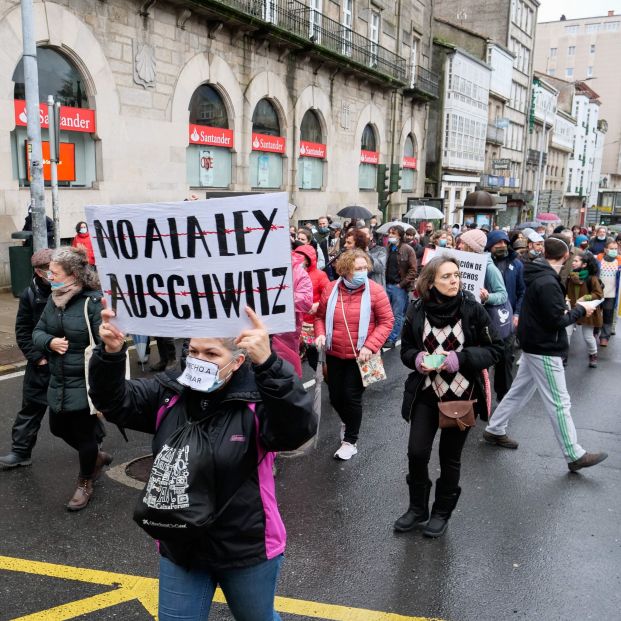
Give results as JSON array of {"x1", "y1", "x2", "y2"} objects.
[
  {"x1": 339, "y1": 423, "x2": 346, "y2": 442},
  {"x1": 334, "y1": 441, "x2": 358, "y2": 460}
]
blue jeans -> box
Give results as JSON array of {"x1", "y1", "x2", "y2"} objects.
[
  {"x1": 159, "y1": 554, "x2": 283, "y2": 621},
  {"x1": 386, "y1": 283, "x2": 409, "y2": 343}
]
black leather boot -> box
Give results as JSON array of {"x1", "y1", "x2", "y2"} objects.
[
  {"x1": 423, "y1": 480, "x2": 461, "y2": 538},
  {"x1": 394, "y1": 476, "x2": 432, "y2": 532}
]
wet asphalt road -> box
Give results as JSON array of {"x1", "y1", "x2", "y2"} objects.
[{"x1": 0, "y1": 334, "x2": 619, "y2": 621}]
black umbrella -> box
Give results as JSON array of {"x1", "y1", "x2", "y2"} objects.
[{"x1": 337, "y1": 205, "x2": 374, "y2": 220}]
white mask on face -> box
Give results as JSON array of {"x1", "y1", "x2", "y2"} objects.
[{"x1": 177, "y1": 356, "x2": 235, "y2": 393}]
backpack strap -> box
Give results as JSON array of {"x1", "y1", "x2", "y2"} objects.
[{"x1": 155, "y1": 394, "x2": 180, "y2": 430}]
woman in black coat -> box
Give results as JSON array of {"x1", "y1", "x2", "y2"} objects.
[
  {"x1": 395, "y1": 256, "x2": 503, "y2": 538},
  {"x1": 92, "y1": 304, "x2": 316, "y2": 621},
  {"x1": 32, "y1": 246, "x2": 106, "y2": 511}
]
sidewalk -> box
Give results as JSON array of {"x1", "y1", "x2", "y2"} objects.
[{"x1": 0, "y1": 291, "x2": 25, "y2": 373}]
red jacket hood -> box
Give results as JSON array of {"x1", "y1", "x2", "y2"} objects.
[{"x1": 294, "y1": 244, "x2": 317, "y2": 271}]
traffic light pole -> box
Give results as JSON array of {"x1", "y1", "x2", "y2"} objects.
[
  {"x1": 20, "y1": 0, "x2": 48, "y2": 251},
  {"x1": 47, "y1": 95, "x2": 61, "y2": 248}
]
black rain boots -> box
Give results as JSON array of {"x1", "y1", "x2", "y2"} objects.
[
  {"x1": 422, "y1": 480, "x2": 462, "y2": 538},
  {"x1": 394, "y1": 477, "x2": 432, "y2": 532}
]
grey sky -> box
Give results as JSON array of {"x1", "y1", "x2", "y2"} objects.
[{"x1": 537, "y1": 0, "x2": 621, "y2": 23}]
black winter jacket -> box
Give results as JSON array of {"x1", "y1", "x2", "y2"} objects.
[
  {"x1": 32, "y1": 290, "x2": 102, "y2": 412},
  {"x1": 16, "y1": 277, "x2": 51, "y2": 405},
  {"x1": 89, "y1": 347, "x2": 316, "y2": 571},
  {"x1": 400, "y1": 293, "x2": 503, "y2": 422},
  {"x1": 517, "y1": 258, "x2": 586, "y2": 357}
]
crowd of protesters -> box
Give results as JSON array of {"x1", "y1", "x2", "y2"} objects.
[{"x1": 0, "y1": 206, "x2": 615, "y2": 620}]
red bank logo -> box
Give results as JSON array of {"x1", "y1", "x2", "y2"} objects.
[
  {"x1": 14, "y1": 100, "x2": 96, "y2": 133},
  {"x1": 403, "y1": 156, "x2": 417, "y2": 169},
  {"x1": 188, "y1": 124, "x2": 234, "y2": 148},
  {"x1": 360, "y1": 150, "x2": 379, "y2": 164},
  {"x1": 299, "y1": 140, "x2": 326, "y2": 159},
  {"x1": 251, "y1": 132, "x2": 286, "y2": 154}
]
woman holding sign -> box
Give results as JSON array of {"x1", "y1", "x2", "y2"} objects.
[
  {"x1": 315, "y1": 249, "x2": 394, "y2": 460},
  {"x1": 90, "y1": 304, "x2": 316, "y2": 621},
  {"x1": 396, "y1": 257, "x2": 502, "y2": 538}
]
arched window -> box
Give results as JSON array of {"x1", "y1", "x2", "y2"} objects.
[
  {"x1": 11, "y1": 47, "x2": 96, "y2": 188},
  {"x1": 359, "y1": 123, "x2": 378, "y2": 190},
  {"x1": 187, "y1": 84, "x2": 233, "y2": 188},
  {"x1": 402, "y1": 134, "x2": 418, "y2": 192},
  {"x1": 252, "y1": 99, "x2": 280, "y2": 136},
  {"x1": 298, "y1": 110, "x2": 325, "y2": 190},
  {"x1": 250, "y1": 99, "x2": 285, "y2": 189}
]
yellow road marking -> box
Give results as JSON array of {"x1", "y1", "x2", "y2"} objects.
[{"x1": 0, "y1": 555, "x2": 443, "y2": 621}]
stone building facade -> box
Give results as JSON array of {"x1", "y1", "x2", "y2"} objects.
[{"x1": 0, "y1": 0, "x2": 437, "y2": 287}]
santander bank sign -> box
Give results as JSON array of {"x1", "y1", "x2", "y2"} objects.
[
  {"x1": 251, "y1": 132, "x2": 286, "y2": 154},
  {"x1": 14, "y1": 100, "x2": 96, "y2": 133},
  {"x1": 189, "y1": 123, "x2": 234, "y2": 148}
]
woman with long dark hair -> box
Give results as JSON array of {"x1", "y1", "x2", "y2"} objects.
[{"x1": 395, "y1": 257, "x2": 502, "y2": 537}]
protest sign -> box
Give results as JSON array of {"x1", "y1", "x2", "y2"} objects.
[
  {"x1": 84, "y1": 192, "x2": 295, "y2": 337},
  {"x1": 421, "y1": 247, "x2": 487, "y2": 302}
]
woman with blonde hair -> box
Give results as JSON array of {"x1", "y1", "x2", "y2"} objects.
[{"x1": 314, "y1": 249, "x2": 393, "y2": 460}]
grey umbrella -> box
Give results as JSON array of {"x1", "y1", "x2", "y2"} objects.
[
  {"x1": 337, "y1": 205, "x2": 374, "y2": 220},
  {"x1": 404, "y1": 204, "x2": 444, "y2": 220}
]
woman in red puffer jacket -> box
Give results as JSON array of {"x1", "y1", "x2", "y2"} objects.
[
  {"x1": 315, "y1": 249, "x2": 393, "y2": 461},
  {"x1": 71, "y1": 221, "x2": 95, "y2": 266},
  {"x1": 294, "y1": 244, "x2": 330, "y2": 371}
]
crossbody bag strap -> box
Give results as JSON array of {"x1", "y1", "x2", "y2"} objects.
[
  {"x1": 339, "y1": 291, "x2": 358, "y2": 357},
  {"x1": 83, "y1": 298, "x2": 95, "y2": 348}
]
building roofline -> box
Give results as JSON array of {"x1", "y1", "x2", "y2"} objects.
[
  {"x1": 434, "y1": 16, "x2": 488, "y2": 42},
  {"x1": 538, "y1": 13, "x2": 618, "y2": 25}
]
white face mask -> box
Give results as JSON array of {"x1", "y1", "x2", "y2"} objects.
[{"x1": 177, "y1": 356, "x2": 234, "y2": 393}]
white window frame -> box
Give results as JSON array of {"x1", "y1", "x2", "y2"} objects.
[
  {"x1": 342, "y1": 0, "x2": 353, "y2": 56},
  {"x1": 369, "y1": 10, "x2": 380, "y2": 67},
  {"x1": 309, "y1": 0, "x2": 323, "y2": 42}
]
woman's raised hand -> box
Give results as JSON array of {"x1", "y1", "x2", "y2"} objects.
[
  {"x1": 235, "y1": 307, "x2": 271, "y2": 366},
  {"x1": 99, "y1": 298, "x2": 126, "y2": 353}
]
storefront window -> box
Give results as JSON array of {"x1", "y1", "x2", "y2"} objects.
[
  {"x1": 187, "y1": 84, "x2": 233, "y2": 188},
  {"x1": 402, "y1": 134, "x2": 418, "y2": 192},
  {"x1": 359, "y1": 124, "x2": 378, "y2": 190},
  {"x1": 12, "y1": 47, "x2": 97, "y2": 188},
  {"x1": 298, "y1": 110, "x2": 325, "y2": 190},
  {"x1": 250, "y1": 99, "x2": 284, "y2": 189}
]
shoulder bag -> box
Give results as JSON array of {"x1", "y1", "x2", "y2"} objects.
[
  {"x1": 340, "y1": 292, "x2": 386, "y2": 387},
  {"x1": 438, "y1": 385, "x2": 477, "y2": 431}
]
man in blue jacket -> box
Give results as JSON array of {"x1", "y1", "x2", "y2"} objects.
[{"x1": 486, "y1": 230, "x2": 525, "y2": 402}]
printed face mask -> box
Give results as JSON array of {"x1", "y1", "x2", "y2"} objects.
[{"x1": 177, "y1": 356, "x2": 234, "y2": 393}]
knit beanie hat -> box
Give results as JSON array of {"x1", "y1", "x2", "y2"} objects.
[
  {"x1": 485, "y1": 230, "x2": 510, "y2": 251},
  {"x1": 575, "y1": 234, "x2": 589, "y2": 246},
  {"x1": 460, "y1": 229, "x2": 488, "y2": 253}
]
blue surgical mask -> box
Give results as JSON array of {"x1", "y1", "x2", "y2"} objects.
[
  {"x1": 607, "y1": 249, "x2": 618, "y2": 258},
  {"x1": 388, "y1": 237, "x2": 398, "y2": 245},
  {"x1": 50, "y1": 282, "x2": 68, "y2": 290},
  {"x1": 438, "y1": 239, "x2": 447, "y2": 247},
  {"x1": 79, "y1": 227, "x2": 87, "y2": 234},
  {"x1": 178, "y1": 356, "x2": 235, "y2": 393},
  {"x1": 318, "y1": 226, "x2": 329, "y2": 234},
  {"x1": 344, "y1": 270, "x2": 368, "y2": 289}
]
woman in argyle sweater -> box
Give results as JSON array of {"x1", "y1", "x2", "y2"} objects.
[{"x1": 395, "y1": 256, "x2": 503, "y2": 538}]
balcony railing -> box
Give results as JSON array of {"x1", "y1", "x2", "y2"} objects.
[
  {"x1": 486, "y1": 124, "x2": 505, "y2": 145},
  {"x1": 206, "y1": 0, "x2": 407, "y2": 83},
  {"x1": 406, "y1": 65, "x2": 440, "y2": 100}
]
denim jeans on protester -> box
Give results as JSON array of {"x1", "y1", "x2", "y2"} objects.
[
  {"x1": 158, "y1": 554, "x2": 283, "y2": 621},
  {"x1": 386, "y1": 283, "x2": 409, "y2": 343}
]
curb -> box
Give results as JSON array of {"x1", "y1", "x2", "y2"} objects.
[{"x1": 0, "y1": 360, "x2": 27, "y2": 376}]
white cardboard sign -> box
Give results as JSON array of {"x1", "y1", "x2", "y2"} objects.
[
  {"x1": 422, "y1": 247, "x2": 488, "y2": 302},
  {"x1": 84, "y1": 193, "x2": 295, "y2": 337}
]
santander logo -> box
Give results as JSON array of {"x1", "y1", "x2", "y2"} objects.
[
  {"x1": 251, "y1": 132, "x2": 286, "y2": 154},
  {"x1": 188, "y1": 124, "x2": 234, "y2": 148},
  {"x1": 14, "y1": 100, "x2": 96, "y2": 133},
  {"x1": 18, "y1": 110, "x2": 28, "y2": 124},
  {"x1": 299, "y1": 140, "x2": 326, "y2": 159}
]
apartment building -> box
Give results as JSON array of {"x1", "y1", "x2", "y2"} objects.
[
  {"x1": 434, "y1": 0, "x2": 540, "y2": 223},
  {"x1": 534, "y1": 10, "x2": 621, "y2": 199}
]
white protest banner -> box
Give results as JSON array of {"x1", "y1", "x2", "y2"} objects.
[
  {"x1": 84, "y1": 192, "x2": 295, "y2": 337},
  {"x1": 422, "y1": 247, "x2": 487, "y2": 302}
]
